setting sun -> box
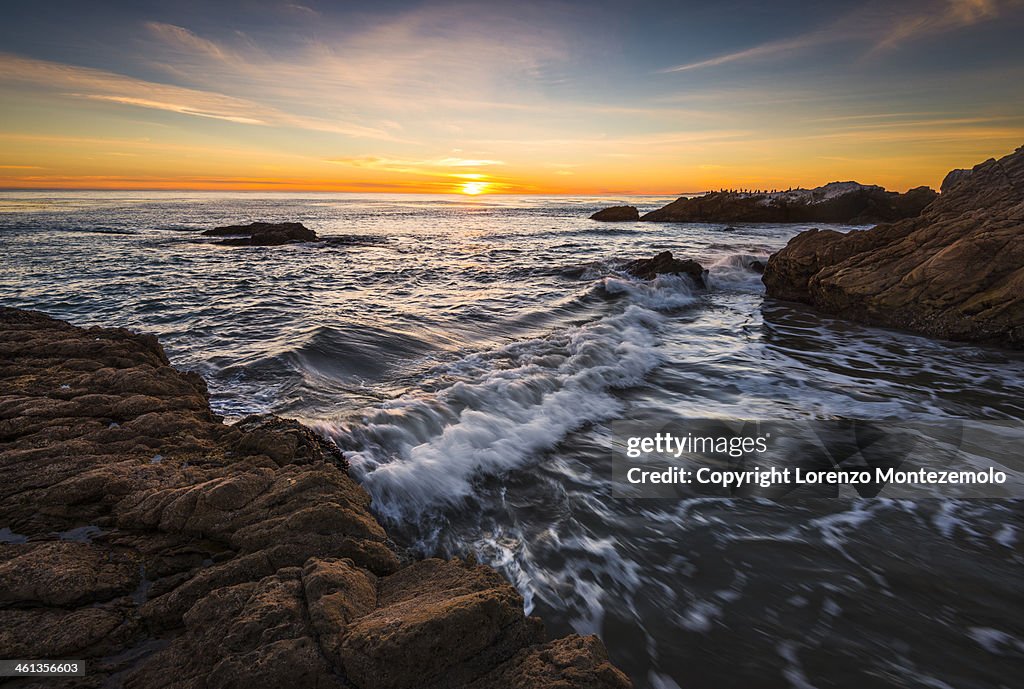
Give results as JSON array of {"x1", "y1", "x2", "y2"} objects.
[{"x1": 460, "y1": 181, "x2": 489, "y2": 195}]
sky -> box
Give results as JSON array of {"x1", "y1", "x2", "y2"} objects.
[{"x1": 1, "y1": 0, "x2": 1023, "y2": 194}]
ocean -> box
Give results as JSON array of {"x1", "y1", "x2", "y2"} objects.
[{"x1": 2, "y1": 191, "x2": 1022, "y2": 689}]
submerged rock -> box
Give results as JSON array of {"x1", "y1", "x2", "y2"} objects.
[
  {"x1": 590, "y1": 205, "x2": 640, "y2": 221},
  {"x1": 624, "y1": 251, "x2": 707, "y2": 287},
  {"x1": 0, "y1": 307, "x2": 632, "y2": 688},
  {"x1": 762, "y1": 146, "x2": 1024, "y2": 348},
  {"x1": 640, "y1": 182, "x2": 937, "y2": 224},
  {"x1": 202, "y1": 221, "x2": 318, "y2": 246}
]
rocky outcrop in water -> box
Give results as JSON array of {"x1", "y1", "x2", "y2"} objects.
[
  {"x1": 202, "y1": 221, "x2": 318, "y2": 246},
  {"x1": 640, "y1": 183, "x2": 937, "y2": 224},
  {"x1": 0, "y1": 308, "x2": 631, "y2": 689},
  {"x1": 590, "y1": 206, "x2": 639, "y2": 222},
  {"x1": 624, "y1": 251, "x2": 706, "y2": 287},
  {"x1": 762, "y1": 146, "x2": 1024, "y2": 348}
]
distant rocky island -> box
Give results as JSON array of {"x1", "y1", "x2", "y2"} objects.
[
  {"x1": 763, "y1": 145, "x2": 1023, "y2": 349},
  {"x1": 590, "y1": 205, "x2": 639, "y2": 221},
  {"x1": 199, "y1": 222, "x2": 388, "y2": 249},
  {"x1": 592, "y1": 182, "x2": 937, "y2": 224},
  {"x1": 588, "y1": 146, "x2": 1023, "y2": 349},
  {"x1": 202, "y1": 221, "x2": 318, "y2": 246}
]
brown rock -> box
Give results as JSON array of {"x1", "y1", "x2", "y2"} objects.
[
  {"x1": 0, "y1": 308, "x2": 632, "y2": 689},
  {"x1": 623, "y1": 251, "x2": 707, "y2": 287},
  {"x1": 940, "y1": 168, "x2": 973, "y2": 193},
  {"x1": 0, "y1": 605, "x2": 139, "y2": 660},
  {"x1": 0, "y1": 541, "x2": 139, "y2": 607},
  {"x1": 466, "y1": 635, "x2": 632, "y2": 689},
  {"x1": 762, "y1": 146, "x2": 1024, "y2": 348},
  {"x1": 641, "y1": 182, "x2": 937, "y2": 224},
  {"x1": 201, "y1": 222, "x2": 318, "y2": 246},
  {"x1": 590, "y1": 206, "x2": 640, "y2": 221},
  {"x1": 339, "y1": 558, "x2": 544, "y2": 689}
]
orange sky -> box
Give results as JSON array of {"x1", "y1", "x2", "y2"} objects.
[{"x1": 2, "y1": 1, "x2": 1023, "y2": 194}]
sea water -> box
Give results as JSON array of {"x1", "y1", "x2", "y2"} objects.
[{"x1": 2, "y1": 191, "x2": 1022, "y2": 689}]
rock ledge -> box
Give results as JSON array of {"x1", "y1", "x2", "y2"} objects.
[
  {"x1": 641, "y1": 182, "x2": 937, "y2": 224},
  {"x1": 762, "y1": 146, "x2": 1024, "y2": 348},
  {"x1": 0, "y1": 307, "x2": 632, "y2": 689}
]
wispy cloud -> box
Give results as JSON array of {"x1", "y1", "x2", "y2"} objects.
[
  {"x1": 869, "y1": 0, "x2": 1004, "y2": 54},
  {"x1": 804, "y1": 124, "x2": 1024, "y2": 143},
  {"x1": 78, "y1": 94, "x2": 265, "y2": 125},
  {"x1": 470, "y1": 129, "x2": 753, "y2": 149},
  {"x1": 661, "y1": 31, "x2": 839, "y2": 73},
  {"x1": 139, "y1": 7, "x2": 576, "y2": 117},
  {"x1": 662, "y1": 0, "x2": 1015, "y2": 73},
  {"x1": 282, "y1": 3, "x2": 320, "y2": 18},
  {"x1": 0, "y1": 53, "x2": 398, "y2": 140},
  {"x1": 327, "y1": 155, "x2": 505, "y2": 176},
  {"x1": 145, "y1": 22, "x2": 227, "y2": 61}
]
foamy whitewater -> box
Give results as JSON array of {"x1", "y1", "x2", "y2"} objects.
[{"x1": 2, "y1": 191, "x2": 1022, "y2": 689}]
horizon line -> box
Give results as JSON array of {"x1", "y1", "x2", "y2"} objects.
[{"x1": 0, "y1": 186, "x2": 708, "y2": 196}]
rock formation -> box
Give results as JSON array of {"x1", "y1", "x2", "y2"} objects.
[
  {"x1": 590, "y1": 206, "x2": 640, "y2": 222},
  {"x1": 0, "y1": 308, "x2": 632, "y2": 688},
  {"x1": 940, "y1": 168, "x2": 973, "y2": 193},
  {"x1": 640, "y1": 183, "x2": 937, "y2": 224},
  {"x1": 624, "y1": 251, "x2": 707, "y2": 287},
  {"x1": 762, "y1": 146, "x2": 1024, "y2": 348},
  {"x1": 202, "y1": 221, "x2": 318, "y2": 246}
]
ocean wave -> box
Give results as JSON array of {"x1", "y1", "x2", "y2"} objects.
[
  {"x1": 49, "y1": 226, "x2": 139, "y2": 235},
  {"x1": 705, "y1": 252, "x2": 769, "y2": 292},
  {"x1": 600, "y1": 273, "x2": 702, "y2": 309},
  {"x1": 320, "y1": 275, "x2": 698, "y2": 526}
]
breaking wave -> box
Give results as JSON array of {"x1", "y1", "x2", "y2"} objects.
[{"x1": 321, "y1": 274, "x2": 698, "y2": 526}]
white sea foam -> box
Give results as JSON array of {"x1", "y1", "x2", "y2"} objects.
[
  {"x1": 602, "y1": 272, "x2": 702, "y2": 309},
  {"x1": 993, "y1": 523, "x2": 1017, "y2": 548},
  {"x1": 705, "y1": 252, "x2": 768, "y2": 292},
  {"x1": 325, "y1": 276, "x2": 696, "y2": 524},
  {"x1": 648, "y1": 673, "x2": 683, "y2": 689},
  {"x1": 967, "y1": 627, "x2": 1024, "y2": 655}
]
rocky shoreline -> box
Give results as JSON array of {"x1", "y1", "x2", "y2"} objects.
[
  {"x1": 0, "y1": 308, "x2": 631, "y2": 688},
  {"x1": 591, "y1": 181, "x2": 937, "y2": 224},
  {"x1": 762, "y1": 146, "x2": 1024, "y2": 348}
]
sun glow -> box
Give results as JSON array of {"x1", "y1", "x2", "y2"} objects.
[{"x1": 460, "y1": 181, "x2": 489, "y2": 195}]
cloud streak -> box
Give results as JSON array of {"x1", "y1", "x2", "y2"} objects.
[
  {"x1": 662, "y1": 0, "x2": 1015, "y2": 73},
  {"x1": 327, "y1": 155, "x2": 506, "y2": 177},
  {"x1": 0, "y1": 53, "x2": 398, "y2": 140},
  {"x1": 138, "y1": 7, "x2": 577, "y2": 118}
]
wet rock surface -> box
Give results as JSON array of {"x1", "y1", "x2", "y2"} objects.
[
  {"x1": 624, "y1": 251, "x2": 707, "y2": 287},
  {"x1": 590, "y1": 205, "x2": 640, "y2": 221},
  {"x1": 762, "y1": 146, "x2": 1024, "y2": 348},
  {"x1": 641, "y1": 182, "x2": 937, "y2": 224},
  {"x1": 0, "y1": 307, "x2": 632, "y2": 689},
  {"x1": 202, "y1": 222, "x2": 318, "y2": 246}
]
